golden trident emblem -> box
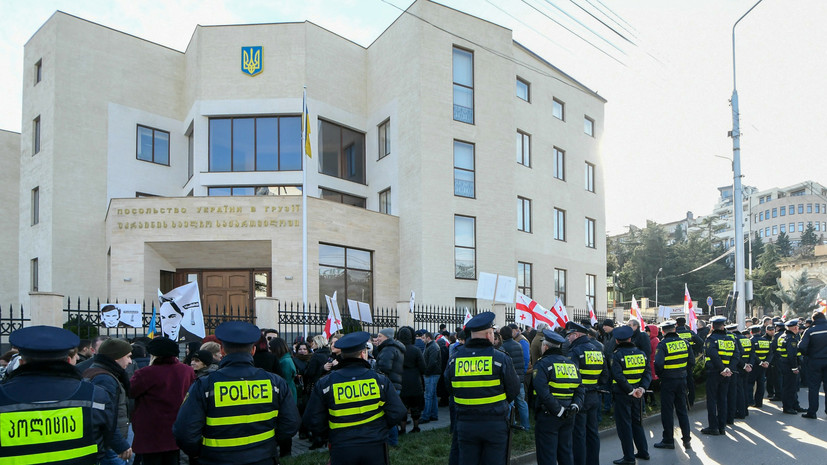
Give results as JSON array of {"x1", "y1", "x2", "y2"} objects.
[{"x1": 242, "y1": 47, "x2": 262, "y2": 76}]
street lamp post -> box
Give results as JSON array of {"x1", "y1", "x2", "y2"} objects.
[
  {"x1": 655, "y1": 267, "x2": 663, "y2": 313},
  {"x1": 731, "y1": 0, "x2": 765, "y2": 331}
]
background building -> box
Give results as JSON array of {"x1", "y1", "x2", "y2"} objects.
[{"x1": 4, "y1": 0, "x2": 606, "y2": 324}]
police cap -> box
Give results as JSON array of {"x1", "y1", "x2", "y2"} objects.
[
  {"x1": 564, "y1": 321, "x2": 588, "y2": 335},
  {"x1": 725, "y1": 323, "x2": 738, "y2": 331},
  {"x1": 334, "y1": 331, "x2": 371, "y2": 353},
  {"x1": 10, "y1": 325, "x2": 79, "y2": 359},
  {"x1": 785, "y1": 319, "x2": 799, "y2": 327},
  {"x1": 613, "y1": 325, "x2": 634, "y2": 340},
  {"x1": 215, "y1": 321, "x2": 261, "y2": 345},
  {"x1": 465, "y1": 311, "x2": 495, "y2": 332},
  {"x1": 709, "y1": 316, "x2": 727, "y2": 325},
  {"x1": 660, "y1": 319, "x2": 677, "y2": 328},
  {"x1": 774, "y1": 321, "x2": 785, "y2": 328},
  {"x1": 542, "y1": 329, "x2": 566, "y2": 344}
]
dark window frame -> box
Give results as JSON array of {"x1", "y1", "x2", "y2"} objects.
[
  {"x1": 554, "y1": 208, "x2": 567, "y2": 241},
  {"x1": 453, "y1": 139, "x2": 475, "y2": 199},
  {"x1": 518, "y1": 262, "x2": 533, "y2": 298},
  {"x1": 518, "y1": 196, "x2": 532, "y2": 233},
  {"x1": 555, "y1": 268, "x2": 567, "y2": 306},
  {"x1": 584, "y1": 116, "x2": 595, "y2": 137},
  {"x1": 553, "y1": 147, "x2": 565, "y2": 180},
  {"x1": 136, "y1": 124, "x2": 171, "y2": 166},
  {"x1": 585, "y1": 162, "x2": 595, "y2": 193},
  {"x1": 31, "y1": 258, "x2": 38, "y2": 292},
  {"x1": 319, "y1": 243, "x2": 374, "y2": 308},
  {"x1": 516, "y1": 77, "x2": 530, "y2": 102},
  {"x1": 452, "y1": 46, "x2": 475, "y2": 125},
  {"x1": 379, "y1": 188, "x2": 391, "y2": 214},
  {"x1": 320, "y1": 187, "x2": 367, "y2": 209},
  {"x1": 553, "y1": 98, "x2": 565, "y2": 121},
  {"x1": 585, "y1": 217, "x2": 596, "y2": 248},
  {"x1": 454, "y1": 214, "x2": 477, "y2": 280},
  {"x1": 378, "y1": 119, "x2": 391, "y2": 160},
  {"x1": 318, "y1": 118, "x2": 367, "y2": 184},
  {"x1": 33, "y1": 116, "x2": 41, "y2": 155},
  {"x1": 208, "y1": 115, "x2": 303, "y2": 173},
  {"x1": 517, "y1": 130, "x2": 531, "y2": 167},
  {"x1": 31, "y1": 187, "x2": 39, "y2": 226},
  {"x1": 34, "y1": 59, "x2": 42, "y2": 85}
]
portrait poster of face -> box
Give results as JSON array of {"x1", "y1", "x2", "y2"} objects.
[
  {"x1": 157, "y1": 281, "x2": 206, "y2": 343},
  {"x1": 99, "y1": 303, "x2": 143, "y2": 328}
]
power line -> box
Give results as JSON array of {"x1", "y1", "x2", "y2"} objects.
[
  {"x1": 484, "y1": 0, "x2": 574, "y2": 55},
  {"x1": 592, "y1": 0, "x2": 638, "y2": 35},
  {"x1": 582, "y1": 0, "x2": 638, "y2": 40},
  {"x1": 536, "y1": 0, "x2": 627, "y2": 55},
  {"x1": 568, "y1": 0, "x2": 636, "y2": 46}
]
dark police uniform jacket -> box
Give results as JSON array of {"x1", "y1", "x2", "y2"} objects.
[
  {"x1": 534, "y1": 347, "x2": 585, "y2": 413},
  {"x1": 776, "y1": 330, "x2": 800, "y2": 369},
  {"x1": 734, "y1": 332, "x2": 754, "y2": 369},
  {"x1": 567, "y1": 335, "x2": 608, "y2": 391},
  {"x1": 799, "y1": 319, "x2": 827, "y2": 362},
  {"x1": 611, "y1": 342, "x2": 652, "y2": 394},
  {"x1": 0, "y1": 360, "x2": 113, "y2": 465},
  {"x1": 676, "y1": 326, "x2": 704, "y2": 354},
  {"x1": 704, "y1": 330, "x2": 736, "y2": 372},
  {"x1": 752, "y1": 334, "x2": 774, "y2": 365},
  {"x1": 654, "y1": 332, "x2": 695, "y2": 378},
  {"x1": 444, "y1": 338, "x2": 521, "y2": 419},
  {"x1": 302, "y1": 357, "x2": 406, "y2": 446},
  {"x1": 173, "y1": 352, "x2": 300, "y2": 465}
]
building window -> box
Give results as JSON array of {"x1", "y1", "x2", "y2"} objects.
[
  {"x1": 516, "y1": 131, "x2": 531, "y2": 167},
  {"x1": 453, "y1": 47, "x2": 474, "y2": 124},
  {"x1": 790, "y1": 189, "x2": 805, "y2": 196},
  {"x1": 454, "y1": 140, "x2": 475, "y2": 198},
  {"x1": 585, "y1": 217, "x2": 596, "y2": 248},
  {"x1": 319, "y1": 119, "x2": 366, "y2": 183},
  {"x1": 586, "y1": 274, "x2": 597, "y2": 309},
  {"x1": 455, "y1": 215, "x2": 476, "y2": 279},
  {"x1": 584, "y1": 116, "x2": 595, "y2": 137},
  {"x1": 33, "y1": 116, "x2": 41, "y2": 155},
  {"x1": 789, "y1": 222, "x2": 794, "y2": 232},
  {"x1": 759, "y1": 196, "x2": 764, "y2": 204},
  {"x1": 789, "y1": 205, "x2": 795, "y2": 215},
  {"x1": 765, "y1": 227, "x2": 769, "y2": 236},
  {"x1": 518, "y1": 197, "x2": 532, "y2": 233},
  {"x1": 379, "y1": 188, "x2": 391, "y2": 214},
  {"x1": 34, "y1": 59, "x2": 42, "y2": 84},
  {"x1": 30, "y1": 258, "x2": 38, "y2": 292},
  {"x1": 798, "y1": 222, "x2": 804, "y2": 232},
  {"x1": 807, "y1": 203, "x2": 813, "y2": 213},
  {"x1": 31, "y1": 187, "x2": 39, "y2": 226},
  {"x1": 518, "y1": 262, "x2": 532, "y2": 297},
  {"x1": 456, "y1": 298, "x2": 477, "y2": 313},
  {"x1": 209, "y1": 116, "x2": 302, "y2": 172},
  {"x1": 378, "y1": 119, "x2": 391, "y2": 160},
  {"x1": 553, "y1": 147, "x2": 565, "y2": 180},
  {"x1": 772, "y1": 225, "x2": 778, "y2": 235},
  {"x1": 765, "y1": 209, "x2": 769, "y2": 219},
  {"x1": 798, "y1": 204, "x2": 804, "y2": 214},
  {"x1": 759, "y1": 212, "x2": 763, "y2": 221},
  {"x1": 816, "y1": 204, "x2": 821, "y2": 213},
  {"x1": 780, "y1": 206, "x2": 786, "y2": 217},
  {"x1": 516, "y1": 77, "x2": 530, "y2": 102},
  {"x1": 554, "y1": 268, "x2": 567, "y2": 305},
  {"x1": 319, "y1": 244, "x2": 373, "y2": 309},
  {"x1": 320, "y1": 188, "x2": 366, "y2": 208},
  {"x1": 186, "y1": 124, "x2": 194, "y2": 180},
  {"x1": 816, "y1": 222, "x2": 821, "y2": 232},
  {"x1": 585, "y1": 162, "x2": 595, "y2": 192},
  {"x1": 136, "y1": 125, "x2": 170, "y2": 165},
  {"x1": 759, "y1": 230, "x2": 763, "y2": 238},
  {"x1": 207, "y1": 186, "x2": 301, "y2": 196},
  {"x1": 780, "y1": 224, "x2": 786, "y2": 234},
  {"x1": 554, "y1": 208, "x2": 566, "y2": 241},
  {"x1": 772, "y1": 208, "x2": 777, "y2": 218},
  {"x1": 552, "y1": 98, "x2": 565, "y2": 120}
]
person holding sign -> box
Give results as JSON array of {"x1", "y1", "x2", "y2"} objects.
[
  {"x1": 173, "y1": 321, "x2": 300, "y2": 465},
  {"x1": 302, "y1": 331, "x2": 406, "y2": 465},
  {"x1": 444, "y1": 312, "x2": 521, "y2": 465},
  {"x1": 0, "y1": 326, "x2": 114, "y2": 465}
]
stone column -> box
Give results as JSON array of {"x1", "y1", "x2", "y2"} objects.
[{"x1": 28, "y1": 292, "x2": 65, "y2": 327}]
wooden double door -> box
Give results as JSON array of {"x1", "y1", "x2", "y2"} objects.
[{"x1": 174, "y1": 269, "x2": 270, "y2": 314}]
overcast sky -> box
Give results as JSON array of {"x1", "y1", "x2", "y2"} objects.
[{"x1": 1, "y1": 0, "x2": 824, "y2": 235}]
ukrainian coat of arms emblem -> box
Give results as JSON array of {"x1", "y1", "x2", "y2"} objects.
[{"x1": 241, "y1": 46, "x2": 262, "y2": 76}]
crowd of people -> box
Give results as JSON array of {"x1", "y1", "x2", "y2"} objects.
[{"x1": 0, "y1": 308, "x2": 825, "y2": 465}]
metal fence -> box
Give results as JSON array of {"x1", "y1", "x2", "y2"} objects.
[
  {"x1": 1, "y1": 304, "x2": 29, "y2": 353},
  {"x1": 412, "y1": 305, "x2": 485, "y2": 334},
  {"x1": 276, "y1": 301, "x2": 398, "y2": 343}
]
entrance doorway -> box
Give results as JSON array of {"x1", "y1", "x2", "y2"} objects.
[{"x1": 173, "y1": 268, "x2": 270, "y2": 319}]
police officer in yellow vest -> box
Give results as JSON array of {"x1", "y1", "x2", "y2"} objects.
[
  {"x1": 0, "y1": 325, "x2": 113, "y2": 465},
  {"x1": 674, "y1": 317, "x2": 703, "y2": 407},
  {"x1": 444, "y1": 311, "x2": 520, "y2": 465},
  {"x1": 610, "y1": 325, "x2": 651, "y2": 465},
  {"x1": 302, "y1": 331, "x2": 406, "y2": 465},
  {"x1": 777, "y1": 319, "x2": 804, "y2": 414},
  {"x1": 748, "y1": 324, "x2": 773, "y2": 408},
  {"x1": 701, "y1": 316, "x2": 734, "y2": 436},
  {"x1": 535, "y1": 328, "x2": 584, "y2": 465},
  {"x1": 173, "y1": 321, "x2": 300, "y2": 465},
  {"x1": 734, "y1": 326, "x2": 754, "y2": 419},
  {"x1": 653, "y1": 320, "x2": 694, "y2": 451},
  {"x1": 564, "y1": 321, "x2": 605, "y2": 465}
]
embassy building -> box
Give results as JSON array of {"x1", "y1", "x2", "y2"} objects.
[{"x1": 2, "y1": 0, "x2": 606, "y2": 321}]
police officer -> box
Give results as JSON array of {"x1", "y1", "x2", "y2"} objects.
[
  {"x1": 768, "y1": 320, "x2": 785, "y2": 401},
  {"x1": 732, "y1": 324, "x2": 753, "y2": 419},
  {"x1": 444, "y1": 312, "x2": 520, "y2": 465},
  {"x1": 610, "y1": 325, "x2": 651, "y2": 465},
  {"x1": 173, "y1": 321, "x2": 300, "y2": 465},
  {"x1": 675, "y1": 317, "x2": 703, "y2": 407},
  {"x1": 533, "y1": 328, "x2": 583, "y2": 465},
  {"x1": 653, "y1": 320, "x2": 694, "y2": 450},
  {"x1": 777, "y1": 319, "x2": 804, "y2": 414},
  {"x1": 564, "y1": 321, "x2": 605, "y2": 465},
  {"x1": 799, "y1": 311, "x2": 827, "y2": 419},
  {"x1": 723, "y1": 323, "x2": 744, "y2": 424},
  {"x1": 701, "y1": 316, "x2": 734, "y2": 436},
  {"x1": 749, "y1": 324, "x2": 773, "y2": 408},
  {"x1": 303, "y1": 331, "x2": 406, "y2": 465},
  {"x1": 0, "y1": 326, "x2": 113, "y2": 464}
]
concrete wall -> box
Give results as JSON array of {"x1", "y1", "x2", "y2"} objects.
[{"x1": 0, "y1": 130, "x2": 20, "y2": 304}]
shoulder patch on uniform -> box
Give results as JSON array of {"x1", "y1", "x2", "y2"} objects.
[
  {"x1": 273, "y1": 385, "x2": 280, "y2": 394},
  {"x1": 322, "y1": 386, "x2": 330, "y2": 394},
  {"x1": 494, "y1": 361, "x2": 502, "y2": 367},
  {"x1": 92, "y1": 402, "x2": 106, "y2": 410}
]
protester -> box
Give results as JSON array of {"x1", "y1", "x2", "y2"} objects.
[
  {"x1": 396, "y1": 326, "x2": 426, "y2": 434},
  {"x1": 269, "y1": 336, "x2": 298, "y2": 457},
  {"x1": 190, "y1": 349, "x2": 218, "y2": 378},
  {"x1": 421, "y1": 330, "x2": 441, "y2": 424}
]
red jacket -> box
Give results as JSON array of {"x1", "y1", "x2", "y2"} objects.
[
  {"x1": 646, "y1": 324, "x2": 660, "y2": 380},
  {"x1": 129, "y1": 358, "x2": 196, "y2": 453}
]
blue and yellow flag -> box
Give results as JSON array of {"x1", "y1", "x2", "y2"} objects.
[
  {"x1": 303, "y1": 90, "x2": 312, "y2": 158},
  {"x1": 147, "y1": 303, "x2": 157, "y2": 339}
]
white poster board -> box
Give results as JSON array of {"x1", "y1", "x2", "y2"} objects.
[
  {"x1": 347, "y1": 299, "x2": 373, "y2": 323},
  {"x1": 99, "y1": 303, "x2": 142, "y2": 328},
  {"x1": 476, "y1": 272, "x2": 498, "y2": 300},
  {"x1": 494, "y1": 276, "x2": 517, "y2": 304}
]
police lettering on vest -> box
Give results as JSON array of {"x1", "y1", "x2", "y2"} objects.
[
  {"x1": 334, "y1": 379, "x2": 380, "y2": 405},
  {"x1": 214, "y1": 380, "x2": 272, "y2": 407},
  {"x1": 584, "y1": 351, "x2": 603, "y2": 365},
  {"x1": 455, "y1": 357, "x2": 492, "y2": 376},
  {"x1": 2, "y1": 407, "x2": 84, "y2": 447},
  {"x1": 624, "y1": 354, "x2": 646, "y2": 368}
]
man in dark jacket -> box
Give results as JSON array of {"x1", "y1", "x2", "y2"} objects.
[
  {"x1": 421, "y1": 331, "x2": 442, "y2": 423},
  {"x1": 501, "y1": 326, "x2": 530, "y2": 431},
  {"x1": 799, "y1": 310, "x2": 827, "y2": 419},
  {"x1": 627, "y1": 319, "x2": 652, "y2": 362},
  {"x1": 375, "y1": 327, "x2": 405, "y2": 446}
]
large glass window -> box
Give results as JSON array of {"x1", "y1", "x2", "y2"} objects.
[
  {"x1": 586, "y1": 274, "x2": 596, "y2": 309},
  {"x1": 807, "y1": 203, "x2": 813, "y2": 213},
  {"x1": 319, "y1": 244, "x2": 373, "y2": 309},
  {"x1": 517, "y1": 131, "x2": 531, "y2": 167},
  {"x1": 798, "y1": 204, "x2": 804, "y2": 214},
  {"x1": 772, "y1": 208, "x2": 777, "y2": 218},
  {"x1": 516, "y1": 78, "x2": 530, "y2": 102},
  {"x1": 379, "y1": 188, "x2": 391, "y2": 214},
  {"x1": 31, "y1": 258, "x2": 38, "y2": 292},
  {"x1": 554, "y1": 147, "x2": 565, "y2": 180},
  {"x1": 584, "y1": 116, "x2": 595, "y2": 136},
  {"x1": 33, "y1": 116, "x2": 40, "y2": 155},
  {"x1": 518, "y1": 197, "x2": 532, "y2": 233},
  {"x1": 780, "y1": 206, "x2": 786, "y2": 217},
  {"x1": 585, "y1": 217, "x2": 596, "y2": 248},
  {"x1": 320, "y1": 188, "x2": 366, "y2": 208},
  {"x1": 34, "y1": 59, "x2": 42, "y2": 84},
  {"x1": 319, "y1": 119, "x2": 366, "y2": 184},
  {"x1": 518, "y1": 262, "x2": 532, "y2": 298},
  {"x1": 554, "y1": 208, "x2": 566, "y2": 241},
  {"x1": 207, "y1": 186, "x2": 301, "y2": 196},
  {"x1": 555, "y1": 268, "x2": 567, "y2": 305},
  {"x1": 453, "y1": 47, "x2": 474, "y2": 124},
  {"x1": 772, "y1": 225, "x2": 778, "y2": 236},
  {"x1": 378, "y1": 119, "x2": 391, "y2": 160},
  {"x1": 455, "y1": 215, "x2": 476, "y2": 279},
  {"x1": 137, "y1": 125, "x2": 170, "y2": 165},
  {"x1": 209, "y1": 116, "x2": 301, "y2": 172},
  {"x1": 31, "y1": 187, "x2": 39, "y2": 226},
  {"x1": 585, "y1": 162, "x2": 595, "y2": 192},
  {"x1": 553, "y1": 98, "x2": 565, "y2": 120},
  {"x1": 454, "y1": 141, "x2": 475, "y2": 198}
]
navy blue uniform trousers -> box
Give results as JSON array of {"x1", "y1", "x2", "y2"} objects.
[
  {"x1": 613, "y1": 392, "x2": 647, "y2": 461},
  {"x1": 535, "y1": 411, "x2": 574, "y2": 465},
  {"x1": 659, "y1": 377, "x2": 690, "y2": 443},
  {"x1": 572, "y1": 391, "x2": 600, "y2": 465},
  {"x1": 706, "y1": 371, "x2": 729, "y2": 431}
]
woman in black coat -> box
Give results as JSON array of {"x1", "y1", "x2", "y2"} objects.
[{"x1": 397, "y1": 326, "x2": 426, "y2": 433}]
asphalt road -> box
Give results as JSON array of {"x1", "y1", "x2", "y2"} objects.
[{"x1": 594, "y1": 388, "x2": 827, "y2": 465}]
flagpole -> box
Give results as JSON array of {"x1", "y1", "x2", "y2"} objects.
[{"x1": 302, "y1": 87, "x2": 309, "y2": 339}]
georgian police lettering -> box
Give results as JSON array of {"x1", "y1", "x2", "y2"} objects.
[
  {"x1": 2, "y1": 407, "x2": 83, "y2": 446},
  {"x1": 455, "y1": 357, "x2": 492, "y2": 376},
  {"x1": 214, "y1": 380, "x2": 272, "y2": 407}
]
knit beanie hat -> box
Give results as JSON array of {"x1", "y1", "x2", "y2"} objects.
[
  {"x1": 379, "y1": 328, "x2": 395, "y2": 339},
  {"x1": 98, "y1": 338, "x2": 132, "y2": 360},
  {"x1": 192, "y1": 350, "x2": 215, "y2": 365},
  {"x1": 147, "y1": 337, "x2": 179, "y2": 357}
]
